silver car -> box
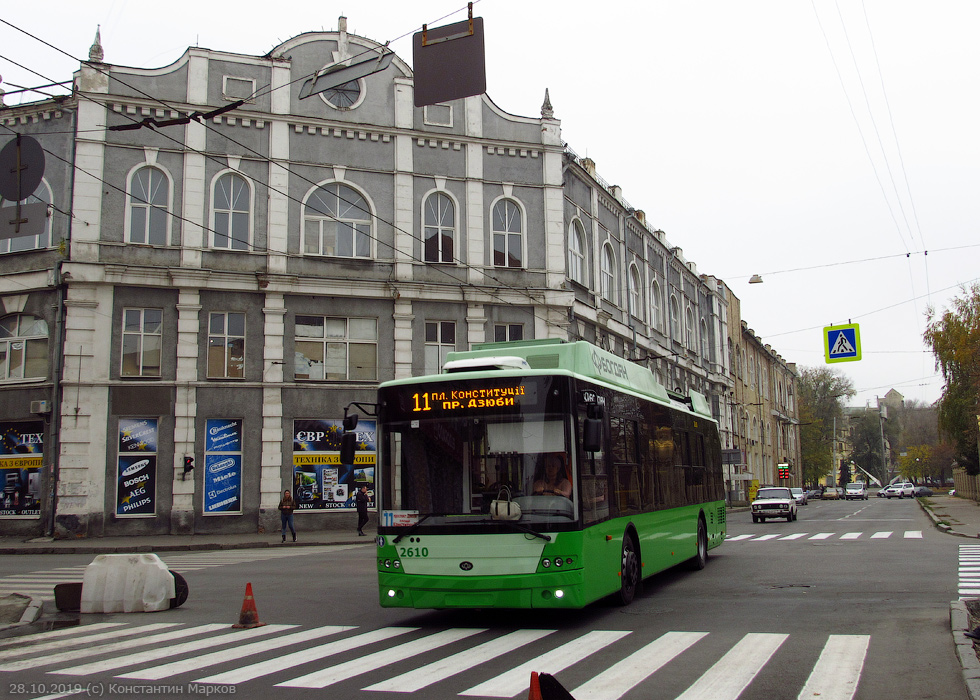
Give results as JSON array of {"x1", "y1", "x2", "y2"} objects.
[{"x1": 790, "y1": 487, "x2": 808, "y2": 505}]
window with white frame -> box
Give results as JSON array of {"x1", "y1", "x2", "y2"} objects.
[
  {"x1": 423, "y1": 192, "x2": 455, "y2": 263},
  {"x1": 492, "y1": 199, "x2": 523, "y2": 268},
  {"x1": 700, "y1": 319, "x2": 709, "y2": 358},
  {"x1": 424, "y1": 321, "x2": 456, "y2": 374},
  {"x1": 628, "y1": 265, "x2": 641, "y2": 319},
  {"x1": 121, "y1": 308, "x2": 162, "y2": 377},
  {"x1": 0, "y1": 181, "x2": 51, "y2": 254},
  {"x1": 0, "y1": 314, "x2": 48, "y2": 382},
  {"x1": 669, "y1": 295, "x2": 679, "y2": 340},
  {"x1": 304, "y1": 183, "x2": 372, "y2": 258},
  {"x1": 212, "y1": 173, "x2": 250, "y2": 250},
  {"x1": 685, "y1": 307, "x2": 695, "y2": 349},
  {"x1": 493, "y1": 324, "x2": 523, "y2": 342},
  {"x1": 128, "y1": 166, "x2": 170, "y2": 246},
  {"x1": 651, "y1": 281, "x2": 663, "y2": 332},
  {"x1": 600, "y1": 244, "x2": 616, "y2": 302},
  {"x1": 568, "y1": 220, "x2": 586, "y2": 285},
  {"x1": 295, "y1": 316, "x2": 377, "y2": 381},
  {"x1": 207, "y1": 312, "x2": 245, "y2": 379}
]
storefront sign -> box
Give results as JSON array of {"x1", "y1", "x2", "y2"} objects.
[
  {"x1": 116, "y1": 418, "x2": 157, "y2": 517},
  {"x1": 0, "y1": 420, "x2": 44, "y2": 519},
  {"x1": 204, "y1": 419, "x2": 243, "y2": 515},
  {"x1": 292, "y1": 419, "x2": 375, "y2": 510}
]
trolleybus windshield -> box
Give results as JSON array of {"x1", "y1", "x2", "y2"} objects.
[{"x1": 378, "y1": 375, "x2": 579, "y2": 528}]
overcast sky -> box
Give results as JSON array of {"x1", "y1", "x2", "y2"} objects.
[{"x1": 2, "y1": 0, "x2": 977, "y2": 409}]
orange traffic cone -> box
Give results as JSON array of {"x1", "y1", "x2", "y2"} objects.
[
  {"x1": 232, "y1": 582, "x2": 266, "y2": 629},
  {"x1": 527, "y1": 671, "x2": 542, "y2": 700}
]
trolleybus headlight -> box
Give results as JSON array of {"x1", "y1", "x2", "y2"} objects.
[
  {"x1": 387, "y1": 589, "x2": 396, "y2": 598},
  {"x1": 553, "y1": 557, "x2": 563, "y2": 567},
  {"x1": 393, "y1": 560, "x2": 401, "y2": 569},
  {"x1": 541, "y1": 558, "x2": 550, "y2": 568},
  {"x1": 383, "y1": 559, "x2": 392, "y2": 568},
  {"x1": 554, "y1": 589, "x2": 565, "y2": 599}
]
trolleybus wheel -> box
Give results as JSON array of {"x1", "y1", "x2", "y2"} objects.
[
  {"x1": 688, "y1": 517, "x2": 708, "y2": 570},
  {"x1": 618, "y1": 534, "x2": 640, "y2": 606}
]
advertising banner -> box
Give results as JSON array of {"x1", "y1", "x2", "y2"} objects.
[
  {"x1": 0, "y1": 420, "x2": 44, "y2": 519},
  {"x1": 116, "y1": 418, "x2": 157, "y2": 517},
  {"x1": 292, "y1": 419, "x2": 375, "y2": 511},
  {"x1": 204, "y1": 419, "x2": 243, "y2": 515}
]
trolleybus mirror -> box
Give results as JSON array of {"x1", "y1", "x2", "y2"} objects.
[
  {"x1": 340, "y1": 432, "x2": 357, "y2": 466},
  {"x1": 343, "y1": 413, "x2": 359, "y2": 431},
  {"x1": 583, "y1": 418, "x2": 602, "y2": 453}
]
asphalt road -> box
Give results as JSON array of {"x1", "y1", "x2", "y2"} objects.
[{"x1": 0, "y1": 496, "x2": 966, "y2": 700}]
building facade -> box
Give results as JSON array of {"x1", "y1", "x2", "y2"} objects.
[{"x1": 0, "y1": 19, "x2": 798, "y2": 537}]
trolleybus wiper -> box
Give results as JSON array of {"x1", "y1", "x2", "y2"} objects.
[
  {"x1": 486, "y1": 519, "x2": 552, "y2": 541},
  {"x1": 392, "y1": 512, "x2": 441, "y2": 543}
]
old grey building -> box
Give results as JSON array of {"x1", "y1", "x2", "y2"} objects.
[{"x1": 0, "y1": 19, "x2": 797, "y2": 537}]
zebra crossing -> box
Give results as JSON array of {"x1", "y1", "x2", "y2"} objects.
[
  {"x1": 958, "y1": 544, "x2": 980, "y2": 599},
  {"x1": 726, "y1": 530, "x2": 923, "y2": 542},
  {"x1": 0, "y1": 545, "x2": 355, "y2": 602},
  {"x1": 0, "y1": 620, "x2": 870, "y2": 700}
]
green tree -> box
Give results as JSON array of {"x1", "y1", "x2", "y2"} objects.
[
  {"x1": 798, "y1": 366, "x2": 856, "y2": 486},
  {"x1": 897, "y1": 444, "x2": 931, "y2": 482},
  {"x1": 846, "y1": 410, "x2": 898, "y2": 485},
  {"x1": 924, "y1": 283, "x2": 980, "y2": 475}
]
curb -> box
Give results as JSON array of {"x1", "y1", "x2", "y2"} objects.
[
  {"x1": 952, "y1": 600, "x2": 980, "y2": 700},
  {"x1": 919, "y1": 499, "x2": 980, "y2": 539},
  {"x1": 0, "y1": 595, "x2": 43, "y2": 634}
]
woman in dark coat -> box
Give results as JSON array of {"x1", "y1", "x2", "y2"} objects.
[{"x1": 278, "y1": 489, "x2": 296, "y2": 542}]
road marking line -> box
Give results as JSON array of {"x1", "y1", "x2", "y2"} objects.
[
  {"x1": 725, "y1": 534, "x2": 753, "y2": 541},
  {"x1": 904, "y1": 531, "x2": 923, "y2": 538},
  {"x1": 798, "y1": 635, "x2": 869, "y2": 700},
  {"x1": 365, "y1": 629, "x2": 555, "y2": 692},
  {"x1": 277, "y1": 628, "x2": 485, "y2": 688},
  {"x1": 779, "y1": 533, "x2": 809, "y2": 540},
  {"x1": 0, "y1": 623, "x2": 181, "y2": 663},
  {"x1": 840, "y1": 533, "x2": 862, "y2": 540},
  {"x1": 191, "y1": 627, "x2": 410, "y2": 685},
  {"x1": 0, "y1": 624, "x2": 215, "y2": 672},
  {"x1": 870, "y1": 532, "x2": 892, "y2": 539},
  {"x1": 570, "y1": 631, "x2": 708, "y2": 700},
  {"x1": 674, "y1": 633, "x2": 788, "y2": 700},
  {"x1": 460, "y1": 630, "x2": 631, "y2": 698},
  {"x1": 750, "y1": 534, "x2": 781, "y2": 541},
  {"x1": 52, "y1": 624, "x2": 297, "y2": 676},
  {"x1": 809, "y1": 533, "x2": 834, "y2": 540},
  {"x1": 0, "y1": 622, "x2": 128, "y2": 649}
]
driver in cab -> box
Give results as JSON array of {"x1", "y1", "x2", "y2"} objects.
[{"x1": 533, "y1": 453, "x2": 572, "y2": 498}]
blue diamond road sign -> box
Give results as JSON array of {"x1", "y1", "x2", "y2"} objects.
[{"x1": 824, "y1": 323, "x2": 861, "y2": 363}]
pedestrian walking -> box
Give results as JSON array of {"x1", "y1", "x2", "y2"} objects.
[
  {"x1": 355, "y1": 485, "x2": 369, "y2": 536},
  {"x1": 278, "y1": 489, "x2": 296, "y2": 542}
]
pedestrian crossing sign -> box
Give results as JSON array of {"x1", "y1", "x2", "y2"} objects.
[{"x1": 824, "y1": 323, "x2": 861, "y2": 363}]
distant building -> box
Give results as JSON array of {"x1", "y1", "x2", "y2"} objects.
[{"x1": 0, "y1": 20, "x2": 798, "y2": 536}]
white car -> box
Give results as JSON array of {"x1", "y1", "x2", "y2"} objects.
[
  {"x1": 751, "y1": 487, "x2": 798, "y2": 523},
  {"x1": 844, "y1": 483, "x2": 868, "y2": 500},
  {"x1": 790, "y1": 487, "x2": 808, "y2": 505},
  {"x1": 882, "y1": 482, "x2": 915, "y2": 498}
]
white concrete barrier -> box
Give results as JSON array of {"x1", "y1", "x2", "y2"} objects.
[{"x1": 80, "y1": 553, "x2": 176, "y2": 613}]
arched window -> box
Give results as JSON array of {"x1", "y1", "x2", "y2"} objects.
[
  {"x1": 669, "y1": 295, "x2": 679, "y2": 341},
  {"x1": 492, "y1": 198, "x2": 523, "y2": 267},
  {"x1": 600, "y1": 244, "x2": 616, "y2": 302},
  {"x1": 304, "y1": 183, "x2": 372, "y2": 258},
  {"x1": 685, "y1": 307, "x2": 695, "y2": 349},
  {"x1": 212, "y1": 173, "x2": 251, "y2": 250},
  {"x1": 628, "y1": 265, "x2": 641, "y2": 319},
  {"x1": 651, "y1": 281, "x2": 663, "y2": 332},
  {"x1": 128, "y1": 166, "x2": 170, "y2": 246},
  {"x1": 700, "y1": 318, "x2": 709, "y2": 358},
  {"x1": 423, "y1": 192, "x2": 454, "y2": 263},
  {"x1": 0, "y1": 181, "x2": 51, "y2": 254},
  {"x1": 0, "y1": 314, "x2": 48, "y2": 381},
  {"x1": 568, "y1": 220, "x2": 586, "y2": 285}
]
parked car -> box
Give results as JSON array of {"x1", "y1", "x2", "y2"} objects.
[
  {"x1": 751, "y1": 487, "x2": 798, "y2": 523},
  {"x1": 913, "y1": 486, "x2": 933, "y2": 497},
  {"x1": 821, "y1": 487, "x2": 842, "y2": 500},
  {"x1": 806, "y1": 489, "x2": 823, "y2": 501},
  {"x1": 882, "y1": 482, "x2": 915, "y2": 498},
  {"x1": 790, "y1": 487, "x2": 808, "y2": 505},
  {"x1": 844, "y1": 482, "x2": 868, "y2": 500}
]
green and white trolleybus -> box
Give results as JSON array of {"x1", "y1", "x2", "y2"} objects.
[{"x1": 372, "y1": 339, "x2": 725, "y2": 609}]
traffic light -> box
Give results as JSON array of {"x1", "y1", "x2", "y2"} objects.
[
  {"x1": 182, "y1": 456, "x2": 194, "y2": 481},
  {"x1": 777, "y1": 464, "x2": 790, "y2": 480}
]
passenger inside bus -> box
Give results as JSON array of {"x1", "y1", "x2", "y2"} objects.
[{"x1": 532, "y1": 453, "x2": 573, "y2": 498}]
